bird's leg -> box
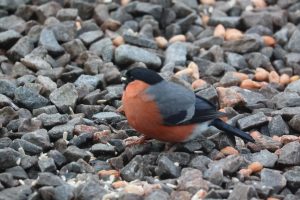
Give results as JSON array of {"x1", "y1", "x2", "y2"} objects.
[{"x1": 124, "y1": 135, "x2": 150, "y2": 147}]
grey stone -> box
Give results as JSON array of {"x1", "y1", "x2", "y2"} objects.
[
  {"x1": 204, "y1": 165, "x2": 224, "y2": 186},
  {"x1": 74, "y1": 177, "x2": 107, "y2": 200},
  {"x1": 0, "y1": 185, "x2": 31, "y2": 200},
  {"x1": 10, "y1": 139, "x2": 43, "y2": 155},
  {"x1": 244, "y1": 149, "x2": 278, "y2": 168},
  {"x1": 14, "y1": 86, "x2": 49, "y2": 110},
  {"x1": 261, "y1": 168, "x2": 287, "y2": 193},
  {"x1": 36, "y1": 172, "x2": 64, "y2": 187},
  {"x1": 63, "y1": 146, "x2": 91, "y2": 162},
  {"x1": 33, "y1": 105, "x2": 58, "y2": 116},
  {"x1": 155, "y1": 156, "x2": 181, "y2": 178},
  {"x1": 37, "y1": 113, "x2": 69, "y2": 127},
  {"x1": 287, "y1": 29, "x2": 300, "y2": 53},
  {"x1": 90, "y1": 143, "x2": 116, "y2": 156},
  {"x1": 225, "y1": 52, "x2": 248, "y2": 70},
  {"x1": 164, "y1": 42, "x2": 187, "y2": 66},
  {"x1": 56, "y1": 8, "x2": 78, "y2": 21},
  {"x1": 0, "y1": 79, "x2": 16, "y2": 99},
  {"x1": 242, "y1": 11, "x2": 273, "y2": 30},
  {"x1": 89, "y1": 38, "x2": 113, "y2": 62},
  {"x1": 223, "y1": 37, "x2": 261, "y2": 53},
  {"x1": 268, "y1": 115, "x2": 290, "y2": 136},
  {"x1": 195, "y1": 36, "x2": 223, "y2": 49},
  {"x1": 284, "y1": 167, "x2": 300, "y2": 192},
  {"x1": 208, "y1": 16, "x2": 241, "y2": 28},
  {"x1": 189, "y1": 155, "x2": 212, "y2": 172},
  {"x1": 99, "y1": 62, "x2": 121, "y2": 84},
  {"x1": 62, "y1": 39, "x2": 86, "y2": 59},
  {"x1": 49, "y1": 83, "x2": 78, "y2": 113},
  {"x1": 115, "y1": 44, "x2": 161, "y2": 69},
  {"x1": 177, "y1": 168, "x2": 208, "y2": 194},
  {"x1": 0, "y1": 30, "x2": 21, "y2": 49},
  {"x1": 278, "y1": 141, "x2": 300, "y2": 166},
  {"x1": 21, "y1": 46, "x2": 52, "y2": 71},
  {"x1": 0, "y1": 15, "x2": 26, "y2": 33},
  {"x1": 228, "y1": 183, "x2": 258, "y2": 200},
  {"x1": 271, "y1": 92, "x2": 300, "y2": 109},
  {"x1": 145, "y1": 190, "x2": 170, "y2": 200},
  {"x1": 38, "y1": 157, "x2": 57, "y2": 173},
  {"x1": 21, "y1": 129, "x2": 51, "y2": 150},
  {"x1": 121, "y1": 155, "x2": 151, "y2": 181},
  {"x1": 70, "y1": 0, "x2": 94, "y2": 20},
  {"x1": 289, "y1": 115, "x2": 300, "y2": 132},
  {"x1": 126, "y1": 2, "x2": 162, "y2": 19},
  {"x1": 74, "y1": 74, "x2": 104, "y2": 91},
  {"x1": 272, "y1": 107, "x2": 300, "y2": 118},
  {"x1": 92, "y1": 112, "x2": 123, "y2": 123},
  {"x1": 123, "y1": 30, "x2": 157, "y2": 49},
  {"x1": 210, "y1": 155, "x2": 244, "y2": 174},
  {"x1": 79, "y1": 30, "x2": 103, "y2": 46},
  {"x1": 53, "y1": 184, "x2": 75, "y2": 200},
  {"x1": 5, "y1": 166, "x2": 28, "y2": 179},
  {"x1": 39, "y1": 28, "x2": 64, "y2": 56},
  {"x1": 48, "y1": 119, "x2": 79, "y2": 140},
  {"x1": 237, "y1": 112, "x2": 269, "y2": 130},
  {"x1": 48, "y1": 150, "x2": 66, "y2": 168},
  {"x1": 285, "y1": 80, "x2": 300, "y2": 94},
  {"x1": 36, "y1": 75, "x2": 57, "y2": 96},
  {"x1": 0, "y1": 148, "x2": 21, "y2": 170}
]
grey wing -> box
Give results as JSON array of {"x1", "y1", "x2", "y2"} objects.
[
  {"x1": 145, "y1": 81, "x2": 226, "y2": 125},
  {"x1": 145, "y1": 81, "x2": 196, "y2": 125}
]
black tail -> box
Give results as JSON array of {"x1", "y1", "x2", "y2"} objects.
[{"x1": 210, "y1": 118, "x2": 255, "y2": 143}]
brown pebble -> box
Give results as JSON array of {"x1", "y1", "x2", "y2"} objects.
[
  {"x1": 262, "y1": 35, "x2": 276, "y2": 47},
  {"x1": 232, "y1": 72, "x2": 248, "y2": 81},
  {"x1": 239, "y1": 168, "x2": 253, "y2": 177},
  {"x1": 200, "y1": 0, "x2": 216, "y2": 5},
  {"x1": 225, "y1": 28, "x2": 243, "y2": 41},
  {"x1": 290, "y1": 75, "x2": 300, "y2": 82},
  {"x1": 98, "y1": 170, "x2": 120, "y2": 178},
  {"x1": 202, "y1": 15, "x2": 210, "y2": 26},
  {"x1": 188, "y1": 61, "x2": 200, "y2": 80},
  {"x1": 112, "y1": 181, "x2": 128, "y2": 189},
  {"x1": 240, "y1": 79, "x2": 262, "y2": 89},
  {"x1": 113, "y1": 36, "x2": 124, "y2": 46},
  {"x1": 169, "y1": 34, "x2": 186, "y2": 43},
  {"x1": 267, "y1": 198, "x2": 281, "y2": 200},
  {"x1": 280, "y1": 135, "x2": 300, "y2": 144},
  {"x1": 248, "y1": 162, "x2": 263, "y2": 173},
  {"x1": 255, "y1": 67, "x2": 269, "y2": 81},
  {"x1": 121, "y1": 0, "x2": 130, "y2": 6},
  {"x1": 279, "y1": 74, "x2": 290, "y2": 85},
  {"x1": 252, "y1": 0, "x2": 267, "y2": 8},
  {"x1": 192, "y1": 189, "x2": 207, "y2": 199},
  {"x1": 192, "y1": 79, "x2": 207, "y2": 89},
  {"x1": 250, "y1": 131, "x2": 261, "y2": 140},
  {"x1": 220, "y1": 146, "x2": 239, "y2": 155},
  {"x1": 214, "y1": 24, "x2": 226, "y2": 38},
  {"x1": 155, "y1": 36, "x2": 168, "y2": 49},
  {"x1": 124, "y1": 184, "x2": 144, "y2": 195},
  {"x1": 269, "y1": 71, "x2": 280, "y2": 83}
]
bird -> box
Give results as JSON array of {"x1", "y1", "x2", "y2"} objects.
[{"x1": 121, "y1": 67, "x2": 255, "y2": 145}]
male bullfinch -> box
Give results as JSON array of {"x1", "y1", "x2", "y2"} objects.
[{"x1": 121, "y1": 67, "x2": 255, "y2": 144}]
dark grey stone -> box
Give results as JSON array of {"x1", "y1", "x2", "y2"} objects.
[
  {"x1": 271, "y1": 92, "x2": 300, "y2": 109},
  {"x1": 208, "y1": 16, "x2": 241, "y2": 28},
  {"x1": 10, "y1": 139, "x2": 43, "y2": 155},
  {"x1": 14, "y1": 86, "x2": 49, "y2": 110},
  {"x1": 145, "y1": 190, "x2": 170, "y2": 200},
  {"x1": 209, "y1": 155, "x2": 244, "y2": 174},
  {"x1": 38, "y1": 157, "x2": 57, "y2": 173},
  {"x1": 48, "y1": 150, "x2": 66, "y2": 168},
  {"x1": 237, "y1": 112, "x2": 269, "y2": 130},
  {"x1": 123, "y1": 30, "x2": 157, "y2": 49},
  {"x1": 0, "y1": 79, "x2": 16, "y2": 98},
  {"x1": 36, "y1": 172, "x2": 64, "y2": 187},
  {"x1": 0, "y1": 148, "x2": 21, "y2": 170},
  {"x1": 244, "y1": 149, "x2": 278, "y2": 168},
  {"x1": 32, "y1": 105, "x2": 58, "y2": 116},
  {"x1": 37, "y1": 113, "x2": 69, "y2": 127},
  {"x1": 225, "y1": 52, "x2": 248, "y2": 70},
  {"x1": 0, "y1": 185, "x2": 32, "y2": 200},
  {"x1": 56, "y1": 8, "x2": 78, "y2": 21},
  {"x1": 121, "y1": 155, "x2": 151, "y2": 181},
  {"x1": 62, "y1": 39, "x2": 86, "y2": 59},
  {"x1": 53, "y1": 184, "x2": 75, "y2": 200},
  {"x1": 63, "y1": 146, "x2": 91, "y2": 162},
  {"x1": 287, "y1": 29, "x2": 300, "y2": 53},
  {"x1": 90, "y1": 143, "x2": 116, "y2": 156},
  {"x1": 223, "y1": 37, "x2": 261, "y2": 53},
  {"x1": 74, "y1": 177, "x2": 107, "y2": 200}
]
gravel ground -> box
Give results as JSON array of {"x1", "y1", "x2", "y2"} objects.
[{"x1": 0, "y1": 0, "x2": 300, "y2": 199}]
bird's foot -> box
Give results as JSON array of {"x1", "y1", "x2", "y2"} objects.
[{"x1": 124, "y1": 135, "x2": 149, "y2": 147}]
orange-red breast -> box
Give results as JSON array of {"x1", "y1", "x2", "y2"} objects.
[{"x1": 121, "y1": 67, "x2": 255, "y2": 143}]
